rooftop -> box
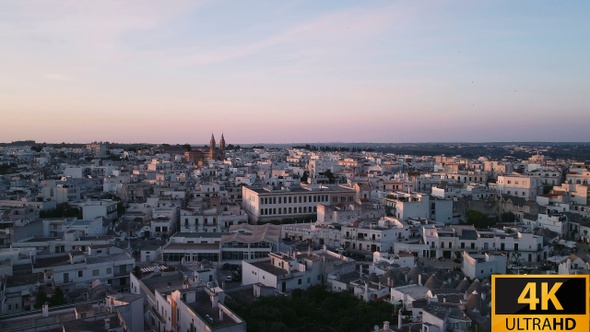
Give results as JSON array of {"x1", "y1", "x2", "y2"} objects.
[
  {"x1": 249, "y1": 260, "x2": 288, "y2": 276},
  {"x1": 164, "y1": 243, "x2": 219, "y2": 251},
  {"x1": 186, "y1": 290, "x2": 244, "y2": 329},
  {"x1": 142, "y1": 272, "x2": 186, "y2": 294}
]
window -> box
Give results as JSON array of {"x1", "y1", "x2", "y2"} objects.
[
  {"x1": 93, "y1": 269, "x2": 99, "y2": 276},
  {"x1": 107, "y1": 267, "x2": 112, "y2": 274},
  {"x1": 298, "y1": 279, "x2": 302, "y2": 285}
]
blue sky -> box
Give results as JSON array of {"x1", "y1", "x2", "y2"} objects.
[{"x1": 1, "y1": 1, "x2": 588, "y2": 144}]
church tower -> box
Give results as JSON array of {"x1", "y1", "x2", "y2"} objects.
[
  {"x1": 220, "y1": 134, "x2": 226, "y2": 151},
  {"x1": 209, "y1": 133, "x2": 216, "y2": 160}
]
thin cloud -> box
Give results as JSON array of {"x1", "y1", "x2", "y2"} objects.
[
  {"x1": 179, "y1": 4, "x2": 408, "y2": 66},
  {"x1": 44, "y1": 74, "x2": 74, "y2": 81}
]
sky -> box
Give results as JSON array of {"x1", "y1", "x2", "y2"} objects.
[{"x1": 1, "y1": 1, "x2": 589, "y2": 144}]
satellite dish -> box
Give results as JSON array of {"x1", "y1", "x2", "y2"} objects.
[{"x1": 374, "y1": 325, "x2": 379, "y2": 331}]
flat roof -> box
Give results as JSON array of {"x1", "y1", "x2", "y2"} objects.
[
  {"x1": 246, "y1": 184, "x2": 355, "y2": 195},
  {"x1": 187, "y1": 290, "x2": 244, "y2": 329},
  {"x1": 142, "y1": 272, "x2": 186, "y2": 294},
  {"x1": 250, "y1": 260, "x2": 288, "y2": 276},
  {"x1": 173, "y1": 232, "x2": 224, "y2": 238},
  {"x1": 164, "y1": 243, "x2": 219, "y2": 251}
]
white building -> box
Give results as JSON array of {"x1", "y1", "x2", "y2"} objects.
[
  {"x1": 180, "y1": 204, "x2": 248, "y2": 233},
  {"x1": 421, "y1": 225, "x2": 546, "y2": 262},
  {"x1": 523, "y1": 213, "x2": 569, "y2": 238},
  {"x1": 242, "y1": 249, "x2": 353, "y2": 293},
  {"x1": 495, "y1": 174, "x2": 543, "y2": 201},
  {"x1": 372, "y1": 251, "x2": 416, "y2": 269},
  {"x1": 242, "y1": 183, "x2": 357, "y2": 223},
  {"x1": 170, "y1": 288, "x2": 246, "y2": 332},
  {"x1": 341, "y1": 217, "x2": 410, "y2": 253},
  {"x1": 242, "y1": 252, "x2": 323, "y2": 293},
  {"x1": 382, "y1": 192, "x2": 453, "y2": 224},
  {"x1": 461, "y1": 251, "x2": 506, "y2": 279},
  {"x1": 161, "y1": 224, "x2": 280, "y2": 265},
  {"x1": 81, "y1": 199, "x2": 118, "y2": 222},
  {"x1": 553, "y1": 182, "x2": 588, "y2": 206},
  {"x1": 32, "y1": 246, "x2": 134, "y2": 292},
  {"x1": 106, "y1": 293, "x2": 144, "y2": 332}
]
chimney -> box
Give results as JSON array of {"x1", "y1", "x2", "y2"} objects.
[
  {"x1": 210, "y1": 293, "x2": 218, "y2": 308},
  {"x1": 218, "y1": 307, "x2": 224, "y2": 321},
  {"x1": 42, "y1": 303, "x2": 49, "y2": 317},
  {"x1": 359, "y1": 264, "x2": 363, "y2": 278},
  {"x1": 398, "y1": 308, "x2": 402, "y2": 329},
  {"x1": 418, "y1": 274, "x2": 422, "y2": 286},
  {"x1": 105, "y1": 318, "x2": 110, "y2": 330},
  {"x1": 364, "y1": 282, "x2": 369, "y2": 302}
]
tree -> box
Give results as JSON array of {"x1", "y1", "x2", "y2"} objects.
[
  {"x1": 464, "y1": 209, "x2": 495, "y2": 228},
  {"x1": 34, "y1": 290, "x2": 48, "y2": 309},
  {"x1": 133, "y1": 266, "x2": 143, "y2": 278},
  {"x1": 31, "y1": 145, "x2": 43, "y2": 152},
  {"x1": 39, "y1": 203, "x2": 82, "y2": 219},
  {"x1": 543, "y1": 185, "x2": 553, "y2": 195},
  {"x1": 300, "y1": 171, "x2": 309, "y2": 183},
  {"x1": 182, "y1": 143, "x2": 192, "y2": 151},
  {"x1": 501, "y1": 211, "x2": 516, "y2": 223},
  {"x1": 319, "y1": 170, "x2": 336, "y2": 184},
  {"x1": 49, "y1": 287, "x2": 66, "y2": 307},
  {"x1": 229, "y1": 286, "x2": 397, "y2": 332}
]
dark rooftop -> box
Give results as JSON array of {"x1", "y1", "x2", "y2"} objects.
[
  {"x1": 250, "y1": 260, "x2": 288, "y2": 276},
  {"x1": 187, "y1": 289, "x2": 244, "y2": 329}
]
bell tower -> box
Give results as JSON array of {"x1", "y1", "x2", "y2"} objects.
[
  {"x1": 209, "y1": 133, "x2": 216, "y2": 160},
  {"x1": 220, "y1": 134, "x2": 226, "y2": 150}
]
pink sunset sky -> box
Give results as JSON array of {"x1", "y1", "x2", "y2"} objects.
[{"x1": 1, "y1": 1, "x2": 589, "y2": 144}]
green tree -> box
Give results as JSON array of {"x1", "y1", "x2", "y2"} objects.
[
  {"x1": 319, "y1": 170, "x2": 336, "y2": 184},
  {"x1": 49, "y1": 287, "x2": 66, "y2": 307},
  {"x1": 229, "y1": 285, "x2": 397, "y2": 332},
  {"x1": 39, "y1": 203, "x2": 82, "y2": 219},
  {"x1": 464, "y1": 209, "x2": 495, "y2": 228},
  {"x1": 34, "y1": 290, "x2": 48, "y2": 309},
  {"x1": 31, "y1": 145, "x2": 43, "y2": 152},
  {"x1": 300, "y1": 171, "x2": 309, "y2": 183},
  {"x1": 543, "y1": 185, "x2": 553, "y2": 195},
  {"x1": 501, "y1": 211, "x2": 516, "y2": 223},
  {"x1": 133, "y1": 266, "x2": 143, "y2": 278}
]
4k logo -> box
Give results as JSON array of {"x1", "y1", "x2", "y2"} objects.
[
  {"x1": 492, "y1": 275, "x2": 589, "y2": 332},
  {"x1": 517, "y1": 281, "x2": 563, "y2": 310}
]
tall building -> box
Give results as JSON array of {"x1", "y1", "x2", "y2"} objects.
[{"x1": 185, "y1": 133, "x2": 226, "y2": 165}]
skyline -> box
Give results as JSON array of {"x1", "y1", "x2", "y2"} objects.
[{"x1": 1, "y1": 1, "x2": 589, "y2": 144}]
